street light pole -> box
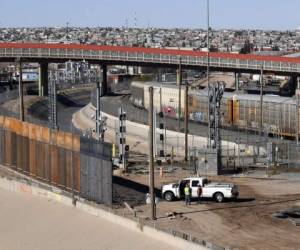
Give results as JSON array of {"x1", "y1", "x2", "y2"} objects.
[
  {"x1": 207, "y1": 0, "x2": 211, "y2": 148},
  {"x1": 18, "y1": 59, "x2": 24, "y2": 122},
  {"x1": 149, "y1": 87, "x2": 156, "y2": 220},
  {"x1": 259, "y1": 65, "x2": 264, "y2": 156},
  {"x1": 184, "y1": 83, "x2": 189, "y2": 161},
  {"x1": 66, "y1": 22, "x2": 69, "y2": 42},
  {"x1": 177, "y1": 60, "x2": 182, "y2": 131},
  {"x1": 296, "y1": 78, "x2": 300, "y2": 146}
]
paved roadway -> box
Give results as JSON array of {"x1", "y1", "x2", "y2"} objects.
[{"x1": 0, "y1": 187, "x2": 177, "y2": 250}]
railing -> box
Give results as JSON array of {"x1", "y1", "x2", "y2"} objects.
[{"x1": 1, "y1": 46, "x2": 300, "y2": 74}]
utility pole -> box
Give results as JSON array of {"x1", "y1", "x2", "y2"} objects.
[
  {"x1": 259, "y1": 65, "x2": 264, "y2": 156},
  {"x1": 118, "y1": 107, "x2": 127, "y2": 171},
  {"x1": 207, "y1": 0, "x2": 211, "y2": 148},
  {"x1": 18, "y1": 59, "x2": 24, "y2": 121},
  {"x1": 296, "y1": 77, "x2": 300, "y2": 146},
  {"x1": 208, "y1": 82, "x2": 225, "y2": 175},
  {"x1": 96, "y1": 81, "x2": 103, "y2": 141},
  {"x1": 149, "y1": 86, "x2": 156, "y2": 220},
  {"x1": 184, "y1": 83, "x2": 189, "y2": 161},
  {"x1": 158, "y1": 111, "x2": 165, "y2": 158},
  {"x1": 177, "y1": 60, "x2": 182, "y2": 131},
  {"x1": 49, "y1": 67, "x2": 58, "y2": 130},
  {"x1": 66, "y1": 22, "x2": 69, "y2": 42},
  {"x1": 160, "y1": 83, "x2": 162, "y2": 113}
]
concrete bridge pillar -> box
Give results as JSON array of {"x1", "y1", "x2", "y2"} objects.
[
  {"x1": 39, "y1": 62, "x2": 48, "y2": 96},
  {"x1": 235, "y1": 72, "x2": 239, "y2": 91},
  {"x1": 291, "y1": 74, "x2": 298, "y2": 90},
  {"x1": 101, "y1": 65, "x2": 108, "y2": 95}
]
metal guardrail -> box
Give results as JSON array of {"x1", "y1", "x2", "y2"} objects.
[{"x1": 0, "y1": 44, "x2": 300, "y2": 74}]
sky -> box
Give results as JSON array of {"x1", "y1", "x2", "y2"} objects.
[{"x1": 0, "y1": 0, "x2": 299, "y2": 30}]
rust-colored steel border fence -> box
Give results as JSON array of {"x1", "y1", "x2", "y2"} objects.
[{"x1": 0, "y1": 116, "x2": 112, "y2": 205}]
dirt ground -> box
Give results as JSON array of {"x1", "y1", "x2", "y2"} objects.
[{"x1": 115, "y1": 168, "x2": 300, "y2": 250}]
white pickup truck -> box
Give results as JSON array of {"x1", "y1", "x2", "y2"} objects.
[{"x1": 162, "y1": 177, "x2": 239, "y2": 203}]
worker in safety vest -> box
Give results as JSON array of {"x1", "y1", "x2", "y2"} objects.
[
  {"x1": 197, "y1": 184, "x2": 202, "y2": 204},
  {"x1": 184, "y1": 183, "x2": 191, "y2": 205}
]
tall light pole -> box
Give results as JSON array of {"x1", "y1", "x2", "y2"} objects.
[
  {"x1": 259, "y1": 65, "x2": 264, "y2": 156},
  {"x1": 296, "y1": 78, "x2": 300, "y2": 146},
  {"x1": 18, "y1": 59, "x2": 24, "y2": 122},
  {"x1": 207, "y1": 0, "x2": 211, "y2": 148},
  {"x1": 66, "y1": 22, "x2": 69, "y2": 42},
  {"x1": 149, "y1": 87, "x2": 156, "y2": 220}
]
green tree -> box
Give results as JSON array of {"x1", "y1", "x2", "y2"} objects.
[{"x1": 272, "y1": 45, "x2": 280, "y2": 51}]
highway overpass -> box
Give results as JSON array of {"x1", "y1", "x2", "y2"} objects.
[
  {"x1": 0, "y1": 42, "x2": 300, "y2": 108},
  {"x1": 1, "y1": 43, "x2": 300, "y2": 76}
]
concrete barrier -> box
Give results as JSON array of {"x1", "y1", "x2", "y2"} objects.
[
  {"x1": 0, "y1": 167, "x2": 210, "y2": 250},
  {"x1": 73, "y1": 103, "x2": 266, "y2": 158}
]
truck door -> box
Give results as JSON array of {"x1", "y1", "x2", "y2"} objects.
[{"x1": 190, "y1": 180, "x2": 200, "y2": 198}]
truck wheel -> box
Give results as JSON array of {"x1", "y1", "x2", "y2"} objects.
[
  {"x1": 164, "y1": 191, "x2": 174, "y2": 202},
  {"x1": 214, "y1": 192, "x2": 224, "y2": 203}
]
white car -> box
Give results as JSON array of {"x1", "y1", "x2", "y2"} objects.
[{"x1": 162, "y1": 177, "x2": 239, "y2": 203}]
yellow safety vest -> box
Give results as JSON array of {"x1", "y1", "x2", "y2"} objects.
[{"x1": 184, "y1": 186, "x2": 190, "y2": 196}]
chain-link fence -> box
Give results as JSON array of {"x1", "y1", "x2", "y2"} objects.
[{"x1": 184, "y1": 140, "x2": 300, "y2": 176}]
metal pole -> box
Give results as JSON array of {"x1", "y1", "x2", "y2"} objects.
[
  {"x1": 160, "y1": 83, "x2": 162, "y2": 113},
  {"x1": 207, "y1": 0, "x2": 211, "y2": 148},
  {"x1": 53, "y1": 74, "x2": 57, "y2": 130},
  {"x1": 153, "y1": 107, "x2": 157, "y2": 157},
  {"x1": 119, "y1": 107, "x2": 126, "y2": 171},
  {"x1": 66, "y1": 22, "x2": 69, "y2": 41},
  {"x1": 164, "y1": 115, "x2": 167, "y2": 158},
  {"x1": 171, "y1": 146, "x2": 174, "y2": 170},
  {"x1": 96, "y1": 81, "x2": 101, "y2": 140},
  {"x1": 184, "y1": 84, "x2": 189, "y2": 161},
  {"x1": 296, "y1": 78, "x2": 299, "y2": 146},
  {"x1": 296, "y1": 95, "x2": 299, "y2": 145},
  {"x1": 149, "y1": 86, "x2": 156, "y2": 220},
  {"x1": 102, "y1": 65, "x2": 108, "y2": 95},
  {"x1": 259, "y1": 65, "x2": 264, "y2": 156},
  {"x1": 18, "y1": 60, "x2": 24, "y2": 121},
  {"x1": 177, "y1": 61, "x2": 182, "y2": 131},
  {"x1": 49, "y1": 68, "x2": 58, "y2": 130}
]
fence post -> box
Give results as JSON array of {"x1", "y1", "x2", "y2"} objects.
[{"x1": 171, "y1": 146, "x2": 174, "y2": 170}]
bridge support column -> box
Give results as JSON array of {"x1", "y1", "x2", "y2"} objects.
[
  {"x1": 101, "y1": 65, "x2": 108, "y2": 95},
  {"x1": 235, "y1": 72, "x2": 239, "y2": 91},
  {"x1": 39, "y1": 62, "x2": 48, "y2": 96},
  {"x1": 291, "y1": 74, "x2": 298, "y2": 95},
  {"x1": 18, "y1": 60, "x2": 24, "y2": 121}
]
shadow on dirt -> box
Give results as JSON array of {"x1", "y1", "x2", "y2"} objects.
[
  {"x1": 57, "y1": 94, "x2": 86, "y2": 107},
  {"x1": 113, "y1": 176, "x2": 161, "y2": 207}
]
